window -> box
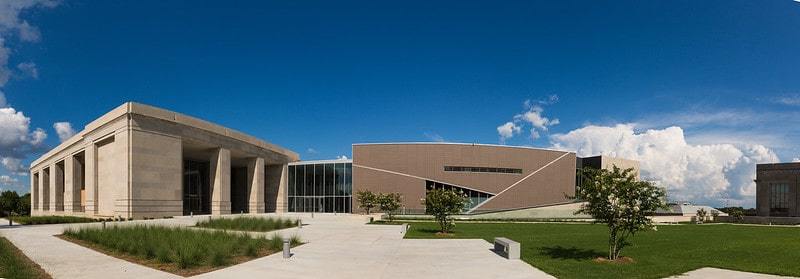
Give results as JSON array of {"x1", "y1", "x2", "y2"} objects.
[
  {"x1": 288, "y1": 162, "x2": 353, "y2": 213},
  {"x1": 443, "y1": 166, "x2": 522, "y2": 174},
  {"x1": 770, "y1": 183, "x2": 790, "y2": 216},
  {"x1": 425, "y1": 180, "x2": 494, "y2": 212}
]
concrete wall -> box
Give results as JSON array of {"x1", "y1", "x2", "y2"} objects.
[
  {"x1": 756, "y1": 162, "x2": 800, "y2": 217},
  {"x1": 129, "y1": 129, "x2": 183, "y2": 218},
  {"x1": 352, "y1": 143, "x2": 576, "y2": 213}
]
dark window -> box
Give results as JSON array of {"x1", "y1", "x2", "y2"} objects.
[
  {"x1": 444, "y1": 165, "x2": 522, "y2": 174},
  {"x1": 770, "y1": 183, "x2": 790, "y2": 216},
  {"x1": 288, "y1": 162, "x2": 353, "y2": 213}
]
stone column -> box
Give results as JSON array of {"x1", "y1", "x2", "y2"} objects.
[
  {"x1": 64, "y1": 157, "x2": 74, "y2": 212},
  {"x1": 41, "y1": 168, "x2": 50, "y2": 211},
  {"x1": 247, "y1": 157, "x2": 265, "y2": 213},
  {"x1": 210, "y1": 148, "x2": 231, "y2": 215},
  {"x1": 276, "y1": 164, "x2": 289, "y2": 213},
  {"x1": 30, "y1": 170, "x2": 38, "y2": 213},
  {"x1": 84, "y1": 145, "x2": 97, "y2": 214},
  {"x1": 50, "y1": 162, "x2": 64, "y2": 212}
]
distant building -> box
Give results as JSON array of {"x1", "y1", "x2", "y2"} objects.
[{"x1": 756, "y1": 162, "x2": 800, "y2": 217}]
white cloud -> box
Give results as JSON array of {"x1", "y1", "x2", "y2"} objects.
[
  {"x1": 53, "y1": 121, "x2": 75, "y2": 142},
  {"x1": 423, "y1": 132, "x2": 445, "y2": 142},
  {"x1": 496, "y1": 121, "x2": 521, "y2": 143},
  {"x1": 550, "y1": 124, "x2": 779, "y2": 207},
  {"x1": 306, "y1": 148, "x2": 318, "y2": 154},
  {"x1": 0, "y1": 91, "x2": 5, "y2": 107},
  {"x1": 497, "y1": 97, "x2": 560, "y2": 143},
  {"x1": 0, "y1": 174, "x2": 17, "y2": 185},
  {"x1": 793, "y1": 158, "x2": 800, "y2": 162},
  {"x1": 0, "y1": 0, "x2": 58, "y2": 87},
  {"x1": 16, "y1": 62, "x2": 37, "y2": 79},
  {"x1": 1, "y1": 157, "x2": 25, "y2": 175},
  {"x1": 336, "y1": 155, "x2": 348, "y2": 160},
  {"x1": 775, "y1": 94, "x2": 800, "y2": 106}
]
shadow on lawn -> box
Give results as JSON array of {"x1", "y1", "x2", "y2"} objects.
[{"x1": 539, "y1": 246, "x2": 604, "y2": 260}]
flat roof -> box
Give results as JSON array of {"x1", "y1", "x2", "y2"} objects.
[
  {"x1": 289, "y1": 159, "x2": 353, "y2": 165},
  {"x1": 352, "y1": 142, "x2": 575, "y2": 154}
]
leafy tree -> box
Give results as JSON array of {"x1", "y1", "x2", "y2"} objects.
[
  {"x1": 710, "y1": 210, "x2": 719, "y2": 222},
  {"x1": 696, "y1": 208, "x2": 707, "y2": 223},
  {"x1": 574, "y1": 166, "x2": 667, "y2": 261},
  {"x1": 729, "y1": 208, "x2": 744, "y2": 223},
  {"x1": 356, "y1": 190, "x2": 378, "y2": 214},
  {"x1": 377, "y1": 193, "x2": 402, "y2": 222},
  {"x1": 422, "y1": 189, "x2": 469, "y2": 234},
  {"x1": 18, "y1": 193, "x2": 31, "y2": 215},
  {"x1": 0, "y1": 190, "x2": 21, "y2": 217}
]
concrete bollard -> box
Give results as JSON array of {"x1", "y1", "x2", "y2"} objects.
[
  {"x1": 190, "y1": 211, "x2": 193, "y2": 218},
  {"x1": 102, "y1": 221, "x2": 106, "y2": 229},
  {"x1": 283, "y1": 238, "x2": 291, "y2": 259},
  {"x1": 400, "y1": 223, "x2": 409, "y2": 234}
]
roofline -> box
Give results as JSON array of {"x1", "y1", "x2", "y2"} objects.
[
  {"x1": 351, "y1": 142, "x2": 575, "y2": 154},
  {"x1": 289, "y1": 159, "x2": 353, "y2": 165},
  {"x1": 31, "y1": 102, "x2": 299, "y2": 168}
]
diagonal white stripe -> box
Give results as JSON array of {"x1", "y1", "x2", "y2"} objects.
[{"x1": 467, "y1": 152, "x2": 572, "y2": 213}]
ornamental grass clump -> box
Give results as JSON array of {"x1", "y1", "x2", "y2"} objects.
[
  {"x1": 196, "y1": 216, "x2": 300, "y2": 232},
  {"x1": 62, "y1": 225, "x2": 301, "y2": 274}
]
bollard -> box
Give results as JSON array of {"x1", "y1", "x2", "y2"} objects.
[
  {"x1": 282, "y1": 238, "x2": 291, "y2": 259},
  {"x1": 209, "y1": 216, "x2": 212, "y2": 222},
  {"x1": 369, "y1": 217, "x2": 374, "y2": 223},
  {"x1": 102, "y1": 221, "x2": 106, "y2": 229},
  {"x1": 190, "y1": 211, "x2": 193, "y2": 218},
  {"x1": 400, "y1": 223, "x2": 408, "y2": 234}
]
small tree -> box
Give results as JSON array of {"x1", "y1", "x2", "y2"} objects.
[
  {"x1": 0, "y1": 190, "x2": 20, "y2": 217},
  {"x1": 730, "y1": 208, "x2": 744, "y2": 223},
  {"x1": 356, "y1": 190, "x2": 377, "y2": 214},
  {"x1": 710, "y1": 210, "x2": 719, "y2": 222},
  {"x1": 422, "y1": 189, "x2": 469, "y2": 234},
  {"x1": 696, "y1": 208, "x2": 707, "y2": 224},
  {"x1": 574, "y1": 166, "x2": 667, "y2": 261},
  {"x1": 378, "y1": 193, "x2": 402, "y2": 222}
]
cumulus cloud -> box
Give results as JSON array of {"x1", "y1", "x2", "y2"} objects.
[
  {"x1": 0, "y1": 106, "x2": 46, "y2": 175},
  {"x1": 774, "y1": 94, "x2": 800, "y2": 106},
  {"x1": 0, "y1": 0, "x2": 58, "y2": 87},
  {"x1": 497, "y1": 122, "x2": 521, "y2": 143},
  {"x1": 550, "y1": 124, "x2": 779, "y2": 207},
  {"x1": 336, "y1": 155, "x2": 348, "y2": 160},
  {"x1": 53, "y1": 121, "x2": 75, "y2": 142},
  {"x1": 497, "y1": 97, "x2": 560, "y2": 142},
  {"x1": 793, "y1": 158, "x2": 800, "y2": 162},
  {"x1": 306, "y1": 148, "x2": 318, "y2": 154},
  {"x1": 1, "y1": 157, "x2": 25, "y2": 175}
]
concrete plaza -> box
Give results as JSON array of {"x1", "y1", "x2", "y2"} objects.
[{"x1": 1, "y1": 214, "x2": 795, "y2": 279}]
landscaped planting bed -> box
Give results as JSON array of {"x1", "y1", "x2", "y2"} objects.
[
  {"x1": 61, "y1": 225, "x2": 301, "y2": 276},
  {"x1": 0, "y1": 237, "x2": 51, "y2": 279},
  {"x1": 403, "y1": 222, "x2": 800, "y2": 279},
  {"x1": 13, "y1": 215, "x2": 99, "y2": 225},
  {"x1": 196, "y1": 216, "x2": 300, "y2": 232}
]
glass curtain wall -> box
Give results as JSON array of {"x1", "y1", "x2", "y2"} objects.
[{"x1": 288, "y1": 162, "x2": 352, "y2": 213}]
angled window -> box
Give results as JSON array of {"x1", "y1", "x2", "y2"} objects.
[{"x1": 425, "y1": 180, "x2": 494, "y2": 212}]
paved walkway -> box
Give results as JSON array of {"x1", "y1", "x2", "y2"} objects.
[
  {"x1": 672, "y1": 268, "x2": 797, "y2": 278},
  {"x1": 0, "y1": 214, "x2": 551, "y2": 279}
]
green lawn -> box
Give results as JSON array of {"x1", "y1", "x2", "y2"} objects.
[
  {"x1": 404, "y1": 222, "x2": 800, "y2": 279},
  {"x1": 196, "y1": 216, "x2": 300, "y2": 232},
  {"x1": 0, "y1": 237, "x2": 51, "y2": 279},
  {"x1": 62, "y1": 225, "x2": 301, "y2": 276},
  {"x1": 13, "y1": 215, "x2": 98, "y2": 225}
]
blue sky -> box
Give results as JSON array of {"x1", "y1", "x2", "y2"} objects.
[{"x1": 1, "y1": 0, "x2": 799, "y2": 206}]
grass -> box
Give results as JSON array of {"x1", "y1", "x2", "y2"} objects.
[
  {"x1": 0, "y1": 237, "x2": 51, "y2": 279},
  {"x1": 62, "y1": 225, "x2": 301, "y2": 276},
  {"x1": 13, "y1": 215, "x2": 99, "y2": 225},
  {"x1": 196, "y1": 216, "x2": 300, "y2": 232},
  {"x1": 403, "y1": 222, "x2": 800, "y2": 279}
]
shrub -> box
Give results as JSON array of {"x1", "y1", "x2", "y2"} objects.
[
  {"x1": 378, "y1": 193, "x2": 402, "y2": 222},
  {"x1": 422, "y1": 189, "x2": 469, "y2": 233},
  {"x1": 356, "y1": 190, "x2": 378, "y2": 214}
]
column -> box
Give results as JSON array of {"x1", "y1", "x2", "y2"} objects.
[
  {"x1": 85, "y1": 146, "x2": 97, "y2": 214},
  {"x1": 41, "y1": 168, "x2": 50, "y2": 211},
  {"x1": 64, "y1": 158, "x2": 74, "y2": 212},
  {"x1": 247, "y1": 157, "x2": 265, "y2": 213},
  {"x1": 210, "y1": 148, "x2": 231, "y2": 215},
  {"x1": 50, "y1": 162, "x2": 64, "y2": 212},
  {"x1": 30, "y1": 170, "x2": 38, "y2": 213},
  {"x1": 276, "y1": 164, "x2": 289, "y2": 213}
]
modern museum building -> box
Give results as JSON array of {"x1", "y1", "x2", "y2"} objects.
[{"x1": 30, "y1": 102, "x2": 638, "y2": 218}]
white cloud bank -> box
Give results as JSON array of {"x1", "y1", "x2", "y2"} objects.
[
  {"x1": 550, "y1": 124, "x2": 779, "y2": 207},
  {"x1": 497, "y1": 97, "x2": 560, "y2": 142}
]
